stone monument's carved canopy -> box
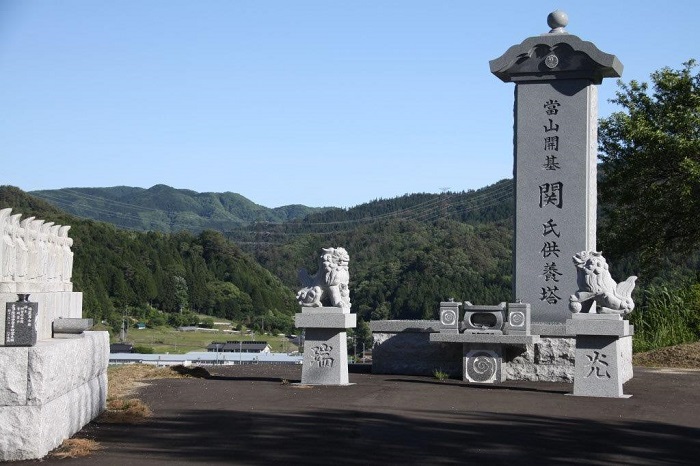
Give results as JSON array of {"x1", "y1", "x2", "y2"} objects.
[{"x1": 490, "y1": 10, "x2": 623, "y2": 84}]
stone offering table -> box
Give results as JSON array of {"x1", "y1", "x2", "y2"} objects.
[
  {"x1": 566, "y1": 314, "x2": 633, "y2": 398},
  {"x1": 295, "y1": 307, "x2": 356, "y2": 385}
]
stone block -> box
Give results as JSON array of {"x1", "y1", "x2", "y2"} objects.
[
  {"x1": 439, "y1": 301, "x2": 460, "y2": 332},
  {"x1": 27, "y1": 332, "x2": 109, "y2": 405},
  {"x1": 504, "y1": 303, "x2": 531, "y2": 335},
  {"x1": 0, "y1": 346, "x2": 29, "y2": 406},
  {"x1": 295, "y1": 313, "x2": 356, "y2": 329},
  {"x1": 566, "y1": 318, "x2": 630, "y2": 336},
  {"x1": 0, "y1": 373, "x2": 107, "y2": 461},
  {"x1": 52, "y1": 318, "x2": 93, "y2": 335},
  {"x1": 301, "y1": 328, "x2": 349, "y2": 385},
  {"x1": 463, "y1": 345, "x2": 505, "y2": 383},
  {"x1": 572, "y1": 335, "x2": 630, "y2": 398},
  {"x1": 369, "y1": 320, "x2": 441, "y2": 333},
  {"x1": 430, "y1": 333, "x2": 540, "y2": 345}
]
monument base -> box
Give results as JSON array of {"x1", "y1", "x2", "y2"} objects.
[
  {"x1": 0, "y1": 332, "x2": 109, "y2": 461},
  {"x1": 567, "y1": 315, "x2": 633, "y2": 398},
  {"x1": 296, "y1": 307, "x2": 356, "y2": 386},
  {"x1": 370, "y1": 320, "x2": 632, "y2": 383}
]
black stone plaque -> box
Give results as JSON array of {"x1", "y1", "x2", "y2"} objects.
[{"x1": 4, "y1": 294, "x2": 38, "y2": 346}]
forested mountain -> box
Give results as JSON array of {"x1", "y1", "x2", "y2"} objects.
[
  {"x1": 0, "y1": 186, "x2": 298, "y2": 332},
  {"x1": 3, "y1": 180, "x2": 518, "y2": 329},
  {"x1": 227, "y1": 180, "x2": 516, "y2": 322},
  {"x1": 30, "y1": 184, "x2": 331, "y2": 233}
]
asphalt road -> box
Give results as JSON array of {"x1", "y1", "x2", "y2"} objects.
[{"x1": 17, "y1": 365, "x2": 700, "y2": 465}]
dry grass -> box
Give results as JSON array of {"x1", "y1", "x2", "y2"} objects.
[
  {"x1": 107, "y1": 364, "x2": 192, "y2": 399},
  {"x1": 99, "y1": 364, "x2": 210, "y2": 425},
  {"x1": 100, "y1": 398, "x2": 153, "y2": 424},
  {"x1": 49, "y1": 438, "x2": 102, "y2": 459},
  {"x1": 634, "y1": 341, "x2": 700, "y2": 369}
]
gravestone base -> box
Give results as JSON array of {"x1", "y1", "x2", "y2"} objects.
[
  {"x1": 0, "y1": 331, "x2": 109, "y2": 461},
  {"x1": 566, "y1": 315, "x2": 633, "y2": 398},
  {"x1": 295, "y1": 307, "x2": 356, "y2": 386}
]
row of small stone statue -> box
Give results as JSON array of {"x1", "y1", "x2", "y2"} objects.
[{"x1": 0, "y1": 208, "x2": 74, "y2": 285}]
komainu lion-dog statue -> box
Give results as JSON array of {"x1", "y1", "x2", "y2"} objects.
[
  {"x1": 297, "y1": 247, "x2": 351, "y2": 310},
  {"x1": 569, "y1": 251, "x2": 637, "y2": 315}
]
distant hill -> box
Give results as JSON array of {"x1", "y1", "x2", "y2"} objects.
[
  {"x1": 0, "y1": 185, "x2": 299, "y2": 332},
  {"x1": 29, "y1": 184, "x2": 332, "y2": 233},
  {"x1": 226, "y1": 179, "x2": 515, "y2": 246},
  {"x1": 226, "y1": 179, "x2": 517, "y2": 321}
]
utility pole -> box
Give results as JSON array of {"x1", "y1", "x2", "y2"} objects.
[{"x1": 119, "y1": 306, "x2": 128, "y2": 342}]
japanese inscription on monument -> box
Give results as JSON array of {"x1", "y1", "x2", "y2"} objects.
[
  {"x1": 490, "y1": 10, "x2": 623, "y2": 323},
  {"x1": 4, "y1": 294, "x2": 38, "y2": 346}
]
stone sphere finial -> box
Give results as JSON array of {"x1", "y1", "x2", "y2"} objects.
[{"x1": 547, "y1": 10, "x2": 568, "y2": 33}]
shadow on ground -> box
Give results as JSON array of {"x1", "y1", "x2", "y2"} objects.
[{"x1": 79, "y1": 407, "x2": 698, "y2": 465}]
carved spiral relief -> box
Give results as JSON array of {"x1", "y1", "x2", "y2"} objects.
[
  {"x1": 441, "y1": 309, "x2": 457, "y2": 326},
  {"x1": 509, "y1": 311, "x2": 525, "y2": 327},
  {"x1": 466, "y1": 353, "x2": 498, "y2": 383}
]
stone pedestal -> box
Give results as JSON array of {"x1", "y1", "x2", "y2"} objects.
[
  {"x1": 295, "y1": 307, "x2": 356, "y2": 385},
  {"x1": 566, "y1": 315, "x2": 632, "y2": 398},
  {"x1": 0, "y1": 332, "x2": 109, "y2": 461}
]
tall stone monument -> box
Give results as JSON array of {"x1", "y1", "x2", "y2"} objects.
[
  {"x1": 490, "y1": 10, "x2": 623, "y2": 326},
  {"x1": 295, "y1": 247, "x2": 356, "y2": 385}
]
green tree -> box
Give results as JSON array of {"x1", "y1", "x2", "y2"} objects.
[{"x1": 598, "y1": 60, "x2": 700, "y2": 263}]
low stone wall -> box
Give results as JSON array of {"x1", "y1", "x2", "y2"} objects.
[
  {"x1": 0, "y1": 331, "x2": 109, "y2": 461},
  {"x1": 370, "y1": 320, "x2": 633, "y2": 383}
]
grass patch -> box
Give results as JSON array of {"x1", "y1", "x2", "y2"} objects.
[
  {"x1": 49, "y1": 438, "x2": 102, "y2": 459},
  {"x1": 433, "y1": 369, "x2": 450, "y2": 381},
  {"x1": 630, "y1": 285, "x2": 700, "y2": 352}
]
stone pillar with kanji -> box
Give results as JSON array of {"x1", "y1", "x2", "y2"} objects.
[{"x1": 489, "y1": 10, "x2": 623, "y2": 325}]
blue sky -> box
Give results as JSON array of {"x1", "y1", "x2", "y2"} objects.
[{"x1": 1, "y1": 1, "x2": 698, "y2": 208}]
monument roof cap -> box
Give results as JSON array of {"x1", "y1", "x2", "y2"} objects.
[{"x1": 490, "y1": 11, "x2": 623, "y2": 84}]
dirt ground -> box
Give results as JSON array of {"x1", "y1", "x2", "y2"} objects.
[{"x1": 633, "y1": 341, "x2": 700, "y2": 369}]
